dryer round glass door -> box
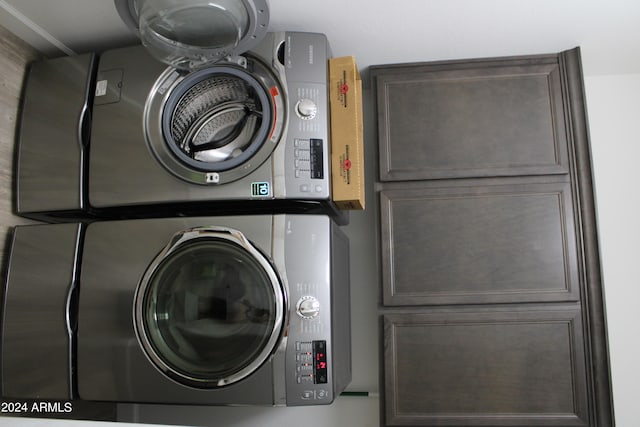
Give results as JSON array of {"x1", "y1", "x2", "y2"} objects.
[
  {"x1": 144, "y1": 58, "x2": 285, "y2": 185},
  {"x1": 134, "y1": 226, "x2": 285, "y2": 388}
]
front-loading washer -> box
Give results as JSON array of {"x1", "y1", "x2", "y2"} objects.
[
  {"x1": 89, "y1": 31, "x2": 338, "y2": 216},
  {"x1": 1, "y1": 215, "x2": 351, "y2": 406},
  {"x1": 15, "y1": 0, "x2": 346, "y2": 224}
]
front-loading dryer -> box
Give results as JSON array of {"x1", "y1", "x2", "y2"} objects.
[{"x1": 2, "y1": 215, "x2": 351, "y2": 406}]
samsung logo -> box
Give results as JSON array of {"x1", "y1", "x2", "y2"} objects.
[{"x1": 286, "y1": 36, "x2": 292, "y2": 68}]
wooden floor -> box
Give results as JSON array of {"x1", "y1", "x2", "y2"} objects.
[{"x1": 0, "y1": 25, "x2": 40, "y2": 272}]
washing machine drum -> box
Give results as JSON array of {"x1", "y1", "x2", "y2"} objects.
[
  {"x1": 144, "y1": 62, "x2": 284, "y2": 185},
  {"x1": 169, "y1": 69, "x2": 267, "y2": 165},
  {"x1": 145, "y1": 64, "x2": 285, "y2": 185},
  {"x1": 134, "y1": 227, "x2": 285, "y2": 388}
]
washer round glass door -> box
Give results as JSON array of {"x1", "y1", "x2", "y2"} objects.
[
  {"x1": 129, "y1": 0, "x2": 269, "y2": 70},
  {"x1": 134, "y1": 226, "x2": 285, "y2": 388}
]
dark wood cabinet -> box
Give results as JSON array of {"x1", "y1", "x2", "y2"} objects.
[
  {"x1": 384, "y1": 307, "x2": 589, "y2": 426},
  {"x1": 374, "y1": 57, "x2": 570, "y2": 182},
  {"x1": 372, "y1": 48, "x2": 613, "y2": 427},
  {"x1": 379, "y1": 179, "x2": 580, "y2": 306}
]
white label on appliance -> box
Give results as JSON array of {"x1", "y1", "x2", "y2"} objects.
[
  {"x1": 251, "y1": 181, "x2": 271, "y2": 197},
  {"x1": 95, "y1": 80, "x2": 108, "y2": 97}
]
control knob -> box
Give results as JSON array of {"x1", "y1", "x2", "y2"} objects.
[
  {"x1": 295, "y1": 98, "x2": 317, "y2": 120},
  {"x1": 296, "y1": 296, "x2": 320, "y2": 319}
]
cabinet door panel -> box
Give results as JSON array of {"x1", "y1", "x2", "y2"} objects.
[
  {"x1": 383, "y1": 308, "x2": 589, "y2": 426},
  {"x1": 373, "y1": 60, "x2": 569, "y2": 181},
  {"x1": 380, "y1": 181, "x2": 579, "y2": 305}
]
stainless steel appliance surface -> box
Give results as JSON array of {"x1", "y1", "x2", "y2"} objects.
[
  {"x1": 14, "y1": 54, "x2": 96, "y2": 219},
  {"x1": 90, "y1": 31, "x2": 331, "y2": 203},
  {"x1": 1, "y1": 214, "x2": 351, "y2": 406},
  {"x1": 15, "y1": 31, "x2": 343, "y2": 223},
  {"x1": 1, "y1": 223, "x2": 82, "y2": 400}
]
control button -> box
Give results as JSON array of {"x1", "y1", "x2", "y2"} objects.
[
  {"x1": 295, "y1": 98, "x2": 317, "y2": 120},
  {"x1": 299, "y1": 184, "x2": 310, "y2": 192},
  {"x1": 296, "y1": 296, "x2": 320, "y2": 319},
  {"x1": 298, "y1": 374, "x2": 313, "y2": 384},
  {"x1": 301, "y1": 391, "x2": 315, "y2": 400},
  {"x1": 295, "y1": 139, "x2": 310, "y2": 149},
  {"x1": 297, "y1": 362, "x2": 312, "y2": 373},
  {"x1": 317, "y1": 389, "x2": 329, "y2": 400},
  {"x1": 315, "y1": 185, "x2": 323, "y2": 193}
]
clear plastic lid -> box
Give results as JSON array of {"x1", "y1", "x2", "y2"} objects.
[{"x1": 131, "y1": 0, "x2": 269, "y2": 69}]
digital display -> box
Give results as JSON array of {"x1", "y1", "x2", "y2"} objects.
[
  {"x1": 309, "y1": 139, "x2": 324, "y2": 179},
  {"x1": 313, "y1": 340, "x2": 328, "y2": 384}
]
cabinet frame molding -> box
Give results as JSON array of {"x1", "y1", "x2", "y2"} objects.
[{"x1": 559, "y1": 48, "x2": 614, "y2": 427}]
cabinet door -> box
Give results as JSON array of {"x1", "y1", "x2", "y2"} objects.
[
  {"x1": 380, "y1": 180, "x2": 580, "y2": 306},
  {"x1": 383, "y1": 308, "x2": 589, "y2": 426},
  {"x1": 372, "y1": 56, "x2": 569, "y2": 181},
  {"x1": 374, "y1": 47, "x2": 613, "y2": 427}
]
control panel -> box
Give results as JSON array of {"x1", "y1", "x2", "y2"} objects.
[
  {"x1": 267, "y1": 31, "x2": 331, "y2": 201},
  {"x1": 295, "y1": 340, "x2": 328, "y2": 385},
  {"x1": 286, "y1": 282, "x2": 333, "y2": 405},
  {"x1": 283, "y1": 216, "x2": 334, "y2": 406},
  {"x1": 294, "y1": 139, "x2": 324, "y2": 181},
  {"x1": 283, "y1": 81, "x2": 330, "y2": 200}
]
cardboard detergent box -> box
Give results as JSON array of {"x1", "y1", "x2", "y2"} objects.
[{"x1": 329, "y1": 56, "x2": 365, "y2": 210}]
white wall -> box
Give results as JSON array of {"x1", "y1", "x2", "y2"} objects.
[
  {"x1": 584, "y1": 73, "x2": 640, "y2": 427},
  {"x1": 2, "y1": 0, "x2": 640, "y2": 76}
]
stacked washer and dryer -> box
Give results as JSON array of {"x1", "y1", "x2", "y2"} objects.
[{"x1": 2, "y1": 0, "x2": 351, "y2": 408}]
